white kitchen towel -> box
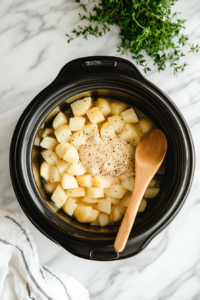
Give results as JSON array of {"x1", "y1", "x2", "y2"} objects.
[{"x1": 0, "y1": 208, "x2": 90, "y2": 300}]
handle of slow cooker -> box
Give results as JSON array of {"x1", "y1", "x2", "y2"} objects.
[
  {"x1": 53, "y1": 56, "x2": 145, "y2": 85},
  {"x1": 88, "y1": 238, "x2": 146, "y2": 260},
  {"x1": 59, "y1": 236, "x2": 147, "y2": 261}
]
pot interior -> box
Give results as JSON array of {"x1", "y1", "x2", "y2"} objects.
[{"x1": 31, "y1": 87, "x2": 181, "y2": 237}]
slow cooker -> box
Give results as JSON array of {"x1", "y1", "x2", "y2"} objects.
[{"x1": 10, "y1": 56, "x2": 195, "y2": 261}]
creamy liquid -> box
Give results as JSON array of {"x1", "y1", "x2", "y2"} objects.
[{"x1": 79, "y1": 135, "x2": 135, "y2": 184}]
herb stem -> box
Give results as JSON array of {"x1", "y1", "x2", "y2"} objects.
[
  {"x1": 102, "y1": 1, "x2": 122, "y2": 22},
  {"x1": 151, "y1": 13, "x2": 165, "y2": 23},
  {"x1": 133, "y1": 18, "x2": 145, "y2": 30}
]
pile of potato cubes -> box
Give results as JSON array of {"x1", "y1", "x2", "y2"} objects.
[{"x1": 39, "y1": 97, "x2": 160, "y2": 226}]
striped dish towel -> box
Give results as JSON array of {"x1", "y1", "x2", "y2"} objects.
[{"x1": 0, "y1": 208, "x2": 90, "y2": 300}]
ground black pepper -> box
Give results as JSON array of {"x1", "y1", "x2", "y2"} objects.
[{"x1": 79, "y1": 135, "x2": 135, "y2": 184}]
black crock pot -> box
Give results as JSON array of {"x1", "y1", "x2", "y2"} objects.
[{"x1": 10, "y1": 56, "x2": 195, "y2": 261}]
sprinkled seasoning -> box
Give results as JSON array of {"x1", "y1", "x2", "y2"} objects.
[{"x1": 79, "y1": 135, "x2": 135, "y2": 184}]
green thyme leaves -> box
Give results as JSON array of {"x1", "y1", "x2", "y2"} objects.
[{"x1": 66, "y1": 0, "x2": 199, "y2": 74}]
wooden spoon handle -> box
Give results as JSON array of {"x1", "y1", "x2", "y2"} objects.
[{"x1": 114, "y1": 169, "x2": 150, "y2": 252}]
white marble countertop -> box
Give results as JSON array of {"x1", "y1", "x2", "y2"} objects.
[{"x1": 1, "y1": 0, "x2": 200, "y2": 299}]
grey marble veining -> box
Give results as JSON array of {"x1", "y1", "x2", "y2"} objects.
[{"x1": 0, "y1": 0, "x2": 200, "y2": 299}]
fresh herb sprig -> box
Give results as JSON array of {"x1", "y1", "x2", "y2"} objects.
[{"x1": 66, "y1": 0, "x2": 199, "y2": 74}]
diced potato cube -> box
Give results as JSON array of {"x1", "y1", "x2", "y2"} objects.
[
  {"x1": 40, "y1": 137, "x2": 58, "y2": 150},
  {"x1": 66, "y1": 187, "x2": 86, "y2": 197},
  {"x1": 98, "y1": 213, "x2": 109, "y2": 227},
  {"x1": 74, "y1": 205, "x2": 93, "y2": 223},
  {"x1": 96, "y1": 98, "x2": 111, "y2": 116},
  {"x1": 98, "y1": 200, "x2": 111, "y2": 214},
  {"x1": 130, "y1": 138, "x2": 141, "y2": 147},
  {"x1": 76, "y1": 174, "x2": 92, "y2": 187},
  {"x1": 86, "y1": 107, "x2": 105, "y2": 124},
  {"x1": 118, "y1": 123, "x2": 140, "y2": 142},
  {"x1": 148, "y1": 178, "x2": 156, "y2": 188},
  {"x1": 120, "y1": 195, "x2": 131, "y2": 208},
  {"x1": 53, "y1": 112, "x2": 68, "y2": 129},
  {"x1": 70, "y1": 131, "x2": 85, "y2": 149},
  {"x1": 122, "y1": 177, "x2": 135, "y2": 191},
  {"x1": 49, "y1": 166, "x2": 61, "y2": 182},
  {"x1": 41, "y1": 150, "x2": 60, "y2": 166},
  {"x1": 44, "y1": 182, "x2": 58, "y2": 194},
  {"x1": 111, "y1": 207, "x2": 123, "y2": 222},
  {"x1": 90, "y1": 210, "x2": 100, "y2": 222},
  {"x1": 110, "y1": 101, "x2": 127, "y2": 115},
  {"x1": 63, "y1": 146, "x2": 79, "y2": 164},
  {"x1": 105, "y1": 184, "x2": 127, "y2": 199},
  {"x1": 61, "y1": 173, "x2": 78, "y2": 189},
  {"x1": 120, "y1": 108, "x2": 139, "y2": 123},
  {"x1": 75, "y1": 208, "x2": 99, "y2": 223},
  {"x1": 67, "y1": 197, "x2": 77, "y2": 203},
  {"x1": 71, "y1": 97, "x2": 93, "y2": 116},
  {"x1": 41, "y1": 149, "x2": 53, "y2": 163},
  {"x1": 55, "y1": 142, "x2": 71, "y2": 158},
  {"x1": 62, "y1": 198, "x2": 77, "y2": 216},
  {"x1": 138, "y1": 199, "x2": 147, "y2": 212},
  {"x1": 144, "y1": 188, "x2": 160, "y2": 198},
  {"x1": 41, "y1": 124, "x2": 46, "y2": 129},
  {"x1": 105, "y1": 196, "x2": 120, "y2": 205},
  {"x1": 86, "y1": 187, "x2": 104, "y2": 198},
  {"x1": 34, "y1": 129, "x2": 42, "y2": 146},
  {"x1": 139, "y1": 118, "x2": 153, "y2": 134},
  {"x1": 44, "y1": 106, "x2": 60, "y2": 123},
  {"x1": 92, "y1": 175, "x2": 110, "y2": 189},
  {"x1": 81, "y1": 196, "x2": 98, "y2": 204},
  {"x1": 90, "y1": 219, "x2": 100, "y2": 226},
  {"x1": 108, "y1": 115, "x2": 125, "y2": 133},
  {"x1": 69, "y1": 116, "x2": 86, "y2": 131},
  {"x1": 67, "y1": 161, "x2": 86, "y2": 176},
  {"x1": 54, "y1": 125, "x2": 72, "y2": 143},
  {"x1": 90, "y1": 203, "x2": 99, "y2": 211},
  {"x1": 84, "y1": 123, "x2": 99, "y2": 139},
  {"x1": 118, "y1": 204, "x2": 126, "y2": 215},
  {"x1": 100, "y1": 122, "x2": 115, "y2": 138},
  {"x1": 40, "y1": 161, "x2": 50, "y2": 181},
  {"x1": 41, "y1": 128, "x2": 54, "y2": 138},
  {"x1": 51, "y1": 184, "x2": 68, "y2": 208}
]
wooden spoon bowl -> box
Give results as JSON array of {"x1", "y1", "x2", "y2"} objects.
[{"x1": 136, "y1": 129, "x2": 168, "y2": 167}]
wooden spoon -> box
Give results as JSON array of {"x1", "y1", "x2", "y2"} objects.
[{"x1": 114, "y1": 129, "x2": 167, "y2": 252}]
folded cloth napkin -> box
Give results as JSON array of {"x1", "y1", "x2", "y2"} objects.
[{"x1": 0, "y1": 208, "x2": 90, "y2": 300}]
